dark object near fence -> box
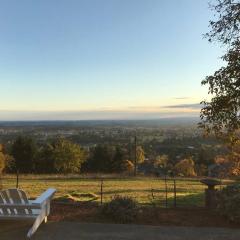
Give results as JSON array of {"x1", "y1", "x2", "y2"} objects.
[
  {"x1": 200, "y1": 178, "x2": 221, "y2": 208},
  {"x1": 216, "y1": 183, "x2": 240, "y2": 223}
]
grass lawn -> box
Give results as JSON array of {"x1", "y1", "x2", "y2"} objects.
[{"x1": 0, "y1": 174, "x2": 231, "y2": 207}]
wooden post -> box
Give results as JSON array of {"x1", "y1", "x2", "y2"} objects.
[
  {"x1": 173, "y1": 178, "x2": 177, "y2": 208},
  {"x1": 134, "y1": 135, "x2": 137, "y2": 176},
  {"x1": 0, "y1": 173, "x2": 2, "y2": 190},
  {"x1": 16, "y1": 170, "x2": 19, "y2": 189},
  {"x1": 164, "y1": 175, "x2": 168, "y2": 208},
  {"x1": 151, "y1": 188, "x2": 155, "y2": 200},
  {"x1": 219, "y1": 177, "x2": 222, "y2": 191},
  {"x1": 100, "y1": 179, "x2": 103, "y2": 205}
]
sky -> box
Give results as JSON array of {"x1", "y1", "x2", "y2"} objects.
[{"x1": 0, "y1": 0, "x2": 224, "y2": 120}]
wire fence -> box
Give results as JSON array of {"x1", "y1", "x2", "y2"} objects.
[{"x1": 1, "y1": 174, "x2": 228, "y2": 208}]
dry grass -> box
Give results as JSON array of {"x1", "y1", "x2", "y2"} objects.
[{"x1": 0, "y1": 174, "x2": 232, "y2": 207}]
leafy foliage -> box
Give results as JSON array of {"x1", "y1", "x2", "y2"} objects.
[
  {"x1": 102, "y1": 196, "x2": 138, "y2": 223},
  {"x1": 206, "y1": 0, "x2": 240, "y2": 44},
  {"x1": 200, "y1": 40, "x2": 240, "y2": 138},
  {"x1": 200, "y1": 0, "x2": 240, "y2": 141}
]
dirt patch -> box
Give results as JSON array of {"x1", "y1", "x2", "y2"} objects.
[{"x1": 49, "y1": 202, "x2": 240, "y2": 228}]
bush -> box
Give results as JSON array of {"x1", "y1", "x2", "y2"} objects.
[
  {"x1": 102, "y1": 196, "x2": 138, "y2": 223},
  {"x1": 217, "y1": 183, "x2": 240, "y2": 223}
]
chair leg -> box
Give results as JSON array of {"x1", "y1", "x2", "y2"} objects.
[{"x1": 27, "y1": 211, "x2": 46, "y2": 238}]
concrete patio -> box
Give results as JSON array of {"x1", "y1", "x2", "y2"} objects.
[{"x1": 1, "y1": 221, "x2": 240, "y2": 240}]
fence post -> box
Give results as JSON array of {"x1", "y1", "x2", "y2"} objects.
[
  {"x1": 164, "y1": 175, "x2": 168, "y2": 208},
  {"x1": 16, "y1": 170, "x2": 19, "y2": 189},
  {"x1": 173, "y1": 178, "x2": 177, "y2": 208},
  {"x1": 100, "y1": 179, "x2": 103, "y2": 205},
  {"x1": 134, "y1": 135, "x2": 137, "y2": 176},
  {"x1": 151, "y1": 188, "x2": 155, "y2": 200},
  {"x1": 0, "y1": 173, "x2": 2, "y2": 190}
]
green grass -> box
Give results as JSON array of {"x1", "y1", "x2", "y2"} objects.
[{"x1": 0, "y1": 174, "x2": 232, "y2": 207}]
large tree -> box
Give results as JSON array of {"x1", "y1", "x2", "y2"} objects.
[
  {"x1": 87, "y1": 145, "x2": 116, "y2": 173},
  {"x1": 86, "y1": 145, "x2": 129, "y2": 173},
  {"x1": 44, "y1": 138, "x2": 86, "y2": 174},
  {"x1": 11, "y1": 136, "x2": 37, "y2": 173},
  {"x1": 200, "y1": 0, "x2": 240, "y2": 143}
]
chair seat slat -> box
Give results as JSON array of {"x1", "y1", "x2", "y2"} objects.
[{"x1": 0, "y1": 214, "x2": 38, "y2": 220}]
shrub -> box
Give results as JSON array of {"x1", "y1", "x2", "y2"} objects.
[
  {"x1": 102, "y1": 196, "x2": 138, "y2": 223},
  {"x1": 217, "y1": 183, "x2": 240, "y2": 223}
]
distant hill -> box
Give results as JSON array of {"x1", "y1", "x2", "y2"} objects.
[{"x1": 0, "y1": 117, "x2": 199, "y2": 128}]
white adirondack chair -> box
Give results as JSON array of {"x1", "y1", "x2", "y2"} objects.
[{"x1": 0, "y1": 188, "x2": 56, "y2": 238}]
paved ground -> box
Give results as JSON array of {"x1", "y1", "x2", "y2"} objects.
[{"x1": 1, "y1": 221, "x2": 240, "y2": 240}]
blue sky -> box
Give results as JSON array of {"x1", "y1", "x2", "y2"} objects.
[{"x1": 0, "y1": 0, "x2": 223, "y2": 120}]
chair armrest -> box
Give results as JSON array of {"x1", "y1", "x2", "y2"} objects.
[{"x1": 31, "y1": 188, "x2": 56, "y2": 206}]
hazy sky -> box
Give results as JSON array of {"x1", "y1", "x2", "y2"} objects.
[{"x1": 0, "y1": 0, "x2": 223, "y2": 120}]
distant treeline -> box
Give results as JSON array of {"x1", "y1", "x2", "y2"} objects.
[
  {"x1": 0, "y1": 134, "x2": 230, "y2": 177},
  {"x1": 0, "y1": 136, "x2": 138, "y2": 174}
]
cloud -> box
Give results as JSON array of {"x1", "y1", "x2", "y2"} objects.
[
  {"x1": 127, "y1": 106, "x2": 162, "y2": 110},
  {"x1": 163, "y1": 103, "x2": 201, "y2": 109},
  {"x1": 174, "y1": 97, "x2": 191, "y2": 100}
]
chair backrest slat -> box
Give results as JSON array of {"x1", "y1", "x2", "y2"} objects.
[
  {"x1": 0, "y1": 189, "x2": 32, "y2": 216},
  {"x1": 0, "y1": 193, "x2": 9, "y2": 215},
  {"x1": 1, "y1": 190, "x2": 14, "y2": 215}
]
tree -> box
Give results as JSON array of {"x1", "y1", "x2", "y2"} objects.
[
  {"x1": 136, "y1": 146, "x2": 145, "y2": 164},
  {"x1": 35, "y1": 145, "x2": 56, "y2": 173},
  {"x1": 174, "y1": 157, "x2": 196, "y2": 177},
  {"x1": 44, "y1": 138, "x2": 86, "y2": 174},
  {"x1": 154, "y1": 154, "x2": 172, "y2": 175},
  {"x1": 113, "y1": 146, "x2": 129, "y2": 172},
  {"x1": 85, "y1": 145, "x2": 131, "y2": 173},
  {"x1": 154, "y1": 155, "x2": 169, "y2": 169},
  {"x1": 121, "y1": 160, "x2": 134, "y2": 173},
  {"x1": 87, "y1": 145, "x2": 116, "y2": 173},
  {"x1": 200, "y1": 0, "x2": 240, "y2": 143},
  {"x1": 215, "y1": 140, "x2": 240, "y2": 176},
  {"x1": 11, "y1": 136, "x2": 37, "y2": 173}
]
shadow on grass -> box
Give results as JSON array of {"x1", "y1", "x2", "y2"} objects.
[
  {"x1": 148, "y1": 192, "x2": 205, "y2": 208},
  {"x1": 101, "y1": 188, "x2": 167, "y2": 195}
]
